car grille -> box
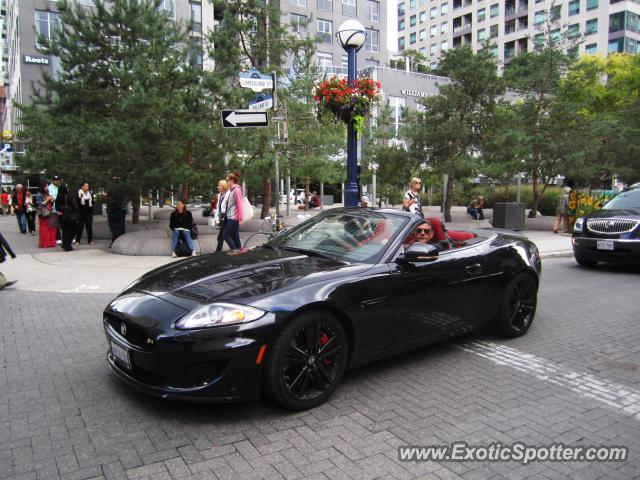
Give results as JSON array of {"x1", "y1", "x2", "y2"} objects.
[
  {"x1": 586, "y1": 218, "x2": 639, "y2": 235},
  {"x1": 105, "y1": 312, "x2": 155, "y2": 351}
]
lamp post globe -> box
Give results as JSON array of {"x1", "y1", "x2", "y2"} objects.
[{"x1": 336, "y1": 20, "x2": 367, "y2": 208}]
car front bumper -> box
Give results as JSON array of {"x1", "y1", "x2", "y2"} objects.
[
  {"x1": 103, "y1": 313, "x2": 278, "y2": 402},
  {"x1": 572, "y1": 236, "x2": 640, "y2": 264}
]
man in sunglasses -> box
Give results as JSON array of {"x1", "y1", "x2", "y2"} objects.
[{"x1": 412, "y1": 220, "x2": 450, "y2": 252}]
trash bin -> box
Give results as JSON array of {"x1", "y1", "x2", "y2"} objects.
[{"x1": 492, "y1": 202, "x2": 525, "y2": 230}]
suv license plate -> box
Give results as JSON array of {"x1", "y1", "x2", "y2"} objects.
[
  {"x1": 111, "y1": 341, "x2": 132, "y2": 370},
  {"x1": 597, "y1": 240, "x2": 614, "y2": 251}
]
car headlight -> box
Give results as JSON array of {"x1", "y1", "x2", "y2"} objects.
[
  {"x1": 573, "y1": 217, "x2": 584, "y2": 233},
  {"x1": 175, "y1": 303, "x2": 266, "y2": 329}
]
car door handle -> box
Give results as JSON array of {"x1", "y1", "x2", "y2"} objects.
[{"x1": 466, "y1": 263, "x2": 482, "y2": 273}]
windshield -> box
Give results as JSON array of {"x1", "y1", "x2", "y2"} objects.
[
  {"x1": 269, "y1": 211, "x2": 409, "y2": 263},
  {"x1": 602, "y1": 189, "x2": 640, "y2": 210}
]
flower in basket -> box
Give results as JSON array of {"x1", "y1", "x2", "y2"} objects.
[{"x1": 313, "y1": 76, "x2": 382, "y2": 135}]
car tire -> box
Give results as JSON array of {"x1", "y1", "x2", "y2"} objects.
[
  {"x1": 491, "y1": 272, "x2": 537, "y2": 338},
  {"x1": 574, "y1": 255, "x2": 597, "y2": 267},
  {"x1": 263, "y1": 310, "x2": 349, "y2": 410}
]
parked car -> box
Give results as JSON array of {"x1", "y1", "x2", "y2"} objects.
[
  {"x1": 103, "y1": 208, "x2": 541, "y2": 410},
  {"x1": 572, "y1": 188, "x2": 640, "y2": 266}
]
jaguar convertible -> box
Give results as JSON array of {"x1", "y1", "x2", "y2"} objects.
[{"x1": 104, "y1": 208, "x2": 541, "y2": 410}]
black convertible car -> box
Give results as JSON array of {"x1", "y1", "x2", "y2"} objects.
[
  {"x1": 104, "y1": 208, "x2": 541, "y2": 410},
  {"x1": 572, "y1": 187, "x2": 640, "y2": 266}
]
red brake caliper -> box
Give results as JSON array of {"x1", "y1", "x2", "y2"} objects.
[{"x1": 318, "y1": 332, "x2": 332, "y2": 365}]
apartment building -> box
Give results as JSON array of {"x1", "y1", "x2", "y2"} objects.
[
  {"x1": 282, "y1": 0, "x2": 389, "y2": 74},
  {"x1": 397, "y1": 0, "x2": 640, "y2": 69}
]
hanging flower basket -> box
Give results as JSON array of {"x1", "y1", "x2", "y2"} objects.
[{"x1": 313, "y1": 76, "x2": 382, "y2": 135}]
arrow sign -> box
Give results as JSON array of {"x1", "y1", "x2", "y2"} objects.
[
  {"x1": 239, "y1": 69, "x2": 273, "y2": 92},
  {"x1": 222, "y1": 109, "x2": 269, "y2": 128}
]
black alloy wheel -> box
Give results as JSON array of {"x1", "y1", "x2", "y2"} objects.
[
  {"x1": 263, "y1": 311, "x2": 348, "y2": 410},
  {"x1": 492, "y1": 272, "x2": 538, "y2": 338}
]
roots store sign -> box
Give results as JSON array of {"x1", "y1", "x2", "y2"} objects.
[{"x1": 23, "y1": 54, "x2": 50, "y2": 65}]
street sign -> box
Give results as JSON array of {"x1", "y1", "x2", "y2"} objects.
[
  {"x1": 249, "y1": 93, "x2": 273, "y2": 111},
  {"x1": 221, "y1": 110, "x2": 269, "y2": 128},
  {"x1": 1, "y1": 143, "x2": 13, "y2": 153},
  {"x1": 239, "y1": 69, "x2": 273, "y2": 92}
]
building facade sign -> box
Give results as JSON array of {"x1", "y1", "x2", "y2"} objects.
[
  {"x1": 23, "y1": 55, "x2": 50, "y2": 65},
  {"x1": 401, "y1": 89, "x2": 430, "y2": 97}
]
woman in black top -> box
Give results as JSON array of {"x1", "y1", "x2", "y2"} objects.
[
  {"x1": 55, "y1": 184, "x2": 78, "y2": 251},
  {"x1": 169, "y1": 199, "x2": 195, "y2": 257}
]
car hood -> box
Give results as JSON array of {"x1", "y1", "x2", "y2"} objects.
[
  {"x1": 587, "y1": 208, "x2": 640, "y2": 219},
  {"x1": 129, "y1": 247, "x2": 371, "y2": 311}
]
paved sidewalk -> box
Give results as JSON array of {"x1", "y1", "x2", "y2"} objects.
[{"x1": 0, "y1": 209, "x2": 573, "y2": 295}]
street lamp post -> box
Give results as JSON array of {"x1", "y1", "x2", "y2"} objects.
[{"x1": 336, "y1": 20, "x2": 366, "y2": 208}]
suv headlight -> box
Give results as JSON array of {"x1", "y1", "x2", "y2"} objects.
[
  {"x1": 573, "y1": 217, "x2": 585, "y2": 233},
  {"x1": 175, "y1": 303, "x2": 266, "y2": 329}
]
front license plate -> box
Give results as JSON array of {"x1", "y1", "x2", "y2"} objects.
[
  {"x1": 597, "y1": 240, "x2": 614, "y2": 251},
  {"x1": 111, "y1": 341, "x2": 132, "y2": 370}
]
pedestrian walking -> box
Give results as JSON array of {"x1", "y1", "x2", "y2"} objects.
[
  {"x1": 75, "y1": 181, "x2": 94, "y2": 244},
  {"x1": 55, "y1": 184, "x2": 78, "y2": 251},
  {"x1": 0, "y1": 189, "x2": 8, "y2": 215},
  {"x1": 222, "y1": 172, "x2": 244, "y2": 250},
  {"x1": 402, "y1": 177, "x2": 424, "y2": 217},
  {"x1": 25, "y1": 190, "x2": 37, "y2": 235},
  {"x1": 37, "y1": 185, "x2": 57, "y2": 248},
  {"x1": 11, "y1": 184, "x2": 28, "y2": 233},
  {"x1": 213, "y1": 179, "x2": 229, "y2": 252},
  {"x1": 0, "y1": 232, "x2": 17, "y2": 290},
  {"x1": 553, "y1": 186, "x2": 571, "y2": 234},
  {"x1": 467, "y1": 195, "x2": 485, "y2": 220},
  {"x1": 48, "y1": 175, "x2": 63, "y2": 244},
  {"x1": 107, "y1": 179, "x2": 127, "y2": 247}
]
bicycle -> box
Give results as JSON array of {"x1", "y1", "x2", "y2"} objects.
[{"x1": 243, "y1": 215, "x2": 286, "y2": 249}]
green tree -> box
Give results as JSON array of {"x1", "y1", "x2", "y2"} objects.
[
  {"x1": 404, "y1": 46, "x2": 504, "y2": 222},
  {"x1": 18, "y1": 0, "x2": 217, "y2": 221}
]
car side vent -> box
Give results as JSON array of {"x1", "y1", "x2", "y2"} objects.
[{"x1": 586, "y1": 218, "x2": 639, "y2": 235}]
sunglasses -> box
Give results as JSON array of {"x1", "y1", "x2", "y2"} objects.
[{"x1": 415, "y1": 228, "x2": 432, "y2": 234}]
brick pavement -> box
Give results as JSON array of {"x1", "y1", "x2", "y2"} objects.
[{"x1": 0, "y1": 259, "x2": 638, "y2": 479}]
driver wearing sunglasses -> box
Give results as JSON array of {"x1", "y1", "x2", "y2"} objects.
[{"x1": 411, "y1": 220, "x2": 450, "y2": 252}]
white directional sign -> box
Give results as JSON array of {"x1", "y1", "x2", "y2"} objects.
[
  {"x1": 222, "y1": 109, "x2": 269, "y2": 128},
  {"x1": 239, "y1": 69, "x2": 273, "y2": 92}
]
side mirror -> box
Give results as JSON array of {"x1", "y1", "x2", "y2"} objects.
[{"x1": 398, "y1": 243, "x2": 440, "y2": 263}]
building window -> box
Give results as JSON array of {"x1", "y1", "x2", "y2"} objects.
[
  {"x1": 441, "y1": 40, "x2": 449, "y2": 51},
  {"x1": 490, "y1": 45, "x2": 498, "y2": 57},
  {"x1": 477, "y1": 8, "x2": 485, "y2": 22},
  {"x1": 364, "y1": 58, "x2": 380, "y2": 68},
  {"x1": 410, "y1": 0, "x2": 417, "y2": 10},
  {"x1": 430, "y1": 25, "x2": 437, "y2": 36},
  {"x1": 398, "y1": 2, "x2": 405, "y2": 15},
  {"x1": 477, "y1": 28, "x2": 486, "y2": 41},
  {"x1": 420, "y1": 11, "x2": 426, "y2": 23},
  {"x1": 318, "y1": 0, "x2": 333, "y2": 12},
  {"x1": 290, "y1": 14, "x2": 308, "y2": 38},
  {"x1": 441, "y1": 3, "x2": 449, "y2": 15},
  {"x1": 366, "y1": 28, "x2": 379, "y2": 52},
  {"x1": 568, "y1": 0, "x2": 580, "y2": 15},
  {"x1": 610, "y1": 11, "x2": 640, "y2": 33},
  {"x1": 551, "y1": 28, "x2": 561, "y2": 44},
  {"x1": 550, "y1": 5, "x2": 561, "y2": 21},
  {"x1": 317, "y1": 52, "x2": 333, "y2": 70},
  {"x1": 534, "y1": 10, "x2": 545, "y2": 25},
  {"x1": 410, "y1": 15, "x2": 417, "y2": 27},
  {"x1": 430, "y1": 43, "x2": 437, "y2": 55},
  {"x1": 35, "y1": 10, "x2": 61, "y2": 48},
  {"x1": 430, "y1": 6, "x2": 437, "y2": 19},
  {"x1": 587, "y1": 0, "x2": 598, "y2": 10},
  {"x1": 419, "y1": 28, "x2": 426, "y2": 40},
  {"x1": 410, "y1": 32, "x2": 417, "y2": 44},
  {"x1": 534, "y1": 33, "x2": 545, "y2": 48},
  {"x1": 586, "y1": 18, "x2": 597, "y2": 35},
  {"x1": 388, "y1": 96, "x2": 406, "y2": 135},
  {"x1": 290, "y1": 0, "x2": 306, "y2": 5},
  {"x1": 490, "y1": 3, "x2": 498, "y2": 18},
  {"x1": 609, "y1": 12, "x2": 624, "y2": 32},
  {"x1": 399, "y1": 37, "x2": 406, "y2": 51},
  {"x1": 567, "y1": 23, "x2": 580, "y2": 38},
  {"x1": 441, "y1": 22, "x2": 448, "y2": 34},
  {"x1": 342, "y1": 0, "x2": 356, "y2": 17},
  {"x1": 158, "y1": 0, "x2": 175, "y2": 19},
  {"x1": 608, "y1": 38, "x2": 623, "y2": 53},
  {"x1": 490, "y1": 24, "x2": 498, "y2": 38},
  {"x1": 585, "y1": 43, "x2": 597, "y2": 54},
  {"x1": 367, "y1": 0, "x2": 380, "y2": 21},
  {"x1": 625, "y1": 37, "x2": 638, "y2": 54},
  {"x1": 399, "y1": 19, "x2": 405, "y2": 30},
  {"x1": 190, "y1": 2, "x2": 202, "y2": 33},
  {"x1": 189, "y1": 38, "x2": 203, "y2": 68},
  {"x1": 317, "y1": 19, "x2": 332, "y2": 44}
]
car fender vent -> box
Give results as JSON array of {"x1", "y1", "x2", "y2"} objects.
[{"x1": 586, "y1": 218, "x2": 639, "y2": 235}]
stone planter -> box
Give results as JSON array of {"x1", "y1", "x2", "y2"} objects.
[{"x1": 492, "y1": 202, "x2": 525, "y2": 230}]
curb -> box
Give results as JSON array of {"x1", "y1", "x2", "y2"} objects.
[{"x1": 540, "y1": 251, "x2": 574, "y2": 259}]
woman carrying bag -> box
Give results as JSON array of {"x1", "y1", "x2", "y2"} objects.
[
  {"x1": 55, "y1": 184, "x2": 78, "y2": 252},
  {"x1": 37, "y1": 185, "x2": 57, "y2": 248}
]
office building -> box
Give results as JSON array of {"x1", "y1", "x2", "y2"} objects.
[{"x1": 396, "y1": 0, "x2": 640, "y2": 69}]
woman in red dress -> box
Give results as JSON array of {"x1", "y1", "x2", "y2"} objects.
[{"x1": 38, "y1": 185, "x2": 57, "y2": 248}]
